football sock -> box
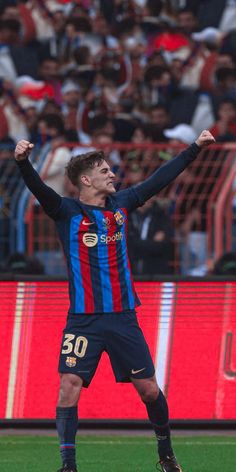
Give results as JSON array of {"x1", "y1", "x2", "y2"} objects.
[
  {"x1": 56, "y1": 406, "x2": 78, "y2": 468},
  {"x1": 145, "y1": 389, "x2": 174, "y2": 460}
]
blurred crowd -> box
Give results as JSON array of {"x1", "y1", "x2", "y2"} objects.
[
  {"x1": 0, "y1": 0, "x2": 236, "y2": 149},
  {"x1": 1, "y1": 0, "x2": 236, "y2": 277}
]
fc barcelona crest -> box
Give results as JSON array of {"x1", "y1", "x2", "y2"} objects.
[
  {"x1": 114, "y1": 210, "x2": 125, "y2": 225},
  {"x1": 66, "y1": 356, "x2": 77, "y2": 368}
]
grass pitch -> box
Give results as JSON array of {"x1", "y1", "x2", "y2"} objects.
[{"x1": 0, "y1": 434, "x2": 235, "y2": 471}]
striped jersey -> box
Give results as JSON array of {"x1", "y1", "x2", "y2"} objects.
[{"x1": 55, "y1": 189, "x2": 142, "y2": 314}]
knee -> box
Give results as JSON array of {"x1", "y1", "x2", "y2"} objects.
[
  {"x1": 140, "y1": 382, "x2": 159, "y2": 403},
  {"x1": 58, "y1": 374, "x2": 83, "y2": 407}
]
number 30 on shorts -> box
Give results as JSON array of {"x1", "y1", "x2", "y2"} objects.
[{"x1": 61, "y1": 334, "x2": 88, "y2": 358}]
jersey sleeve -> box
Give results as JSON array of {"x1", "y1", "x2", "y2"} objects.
[
  {"x1": 116, "y1": 143, "x2": 201, "y2": 211},
  {"x1": 16, "y1": 158, "x2": 63, "y2": 219}
]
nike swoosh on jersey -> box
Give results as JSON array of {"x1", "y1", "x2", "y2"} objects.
[
  {"x1": 82, "y1": 220, "x2": 94, "y2": 225},
  {"x1": 131, "y1": 367, "x2": 146, "y2": 375}
]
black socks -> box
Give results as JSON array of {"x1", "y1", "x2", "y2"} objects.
[
  {"x1": 56, "y1": 406, "x2": 78, "y2": 468},
  {"x1": 145, "y1": 389, "x2": 174, "y2": 460},
  {"x1": 56, "y1": 392, "x2": 173, "y2": 466}
]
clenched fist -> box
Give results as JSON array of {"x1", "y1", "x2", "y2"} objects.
[
  {"x1": 195, "y1": 130, "x2": 215, "y2": 148},
  {"x1": 14, "y1": 140, "x2": 34, "y2": 161}
]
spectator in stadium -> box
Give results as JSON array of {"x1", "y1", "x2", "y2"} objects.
[
  {"x1": 190, "y1": 27, "x2": 236, "y2": 88},
  {"x1": 0, "y1": 1, "x2": 41, "y2": 45},
  {"x1": 91, "y1": 131, "x2": 121, "y2": 175},
  {"x1": 14, "y1": 129, "x2": 215, "y2": 472},
  {"x1": 0, "y1": 17, "x2": 39, "y2": 81},
  {"x1": 121, "y1": 124, "x2": 159, "y2": 188},
  {"x1": 128, "y1": 197, "x2": 174, "y2": 275},
  {"x1": 23, "y1": 0, "x2": 57, "y2": 44},
  {"x1": 209, "y1": 98, "x2": 236, "y2": 141},
  {"x1": 190, "y1": 27, "x2": 229, "y2": 93},
  {"x1": 142, "y1": 65, "x2": 173, "y2": 108},
  {"x1": 36, "y1": 3, "x2": 68, "y2": 59},
  {"x1": 62, "y1": 44, "x2": 95, "y2": 80},
  {"x1": 37, "y1": 56, "x2": 62, "y2": 105},
  {"x1": 60, "y1": 15, "x2": 93, "y2": 66},
  {"x1": 78, "y1": 114, "x2": 117, "y2": 146},
  {"x1": 179, "y1": 29, "x2": 217, "y2": 91},
  {"x1": 0, "y1": 18, "x2": 21, "y2": 83},
  {"x1": 61, "y1": 80, "x2": 81, "y2": 136},
  {"x1": 214, "y1": 67, "x2": 236, "y2": 102},
  {"x1": 149, "y1": 104, "x2": 171, "y2": 142},
  {"x1": 34, "y1": 113, "x2": 72, "y2": 195},
  {"x1": 0, "y1": 79, "x2": 29, "y2": 142},
  {"x1": 177, "y1": 7, "x2": 199, "y2": 37},
  {"x1": 125, "y1": 160, "x2": 146, "y2": 187}
]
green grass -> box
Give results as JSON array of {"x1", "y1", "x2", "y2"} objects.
[{"x1": 0, "y1": 434, "x2": 236, "y2": 471}]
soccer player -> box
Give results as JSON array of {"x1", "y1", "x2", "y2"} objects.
[{"x1": 14, "y1": 130, "x2": 215, "y2": 472}]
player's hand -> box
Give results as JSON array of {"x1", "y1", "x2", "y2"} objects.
[
  {"x1": 195, "y1": 130, "x2": 215, "y2": 148},
  {"x1": 14, "y1": 140, "x2": 34, "y2": 161}
]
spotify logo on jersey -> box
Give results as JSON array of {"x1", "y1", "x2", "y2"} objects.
[
  {"x1": 82, "y1": 232, "x2": 123, "y2": 247},
  {"x1": 82, "y1": 233, "x2": 98, "y2": 247}
]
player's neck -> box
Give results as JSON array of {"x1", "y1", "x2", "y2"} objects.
[{"x1": 79, "y1": 191, "x2": 107, "y2": 207}]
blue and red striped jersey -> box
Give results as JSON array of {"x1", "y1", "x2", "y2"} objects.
[{"x1": 55, "y1": 191, "x2": 141, "y2": 314}]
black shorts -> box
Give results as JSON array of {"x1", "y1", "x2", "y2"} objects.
[{"x1": 58, "y1": 311, "x2": 155, "y2": 387}]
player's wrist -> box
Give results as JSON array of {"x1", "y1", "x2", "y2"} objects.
[
  {"x1": 14, "y1": 155, "x2": 28, "y2": 161},
  {"x1": 192, "y1": 141, "x2": 201, "y2": 151},
  {"x1": 194, "y1": 139, "x2": 203, "y2": 148}
]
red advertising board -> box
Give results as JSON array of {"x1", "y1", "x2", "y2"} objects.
[{"x1": 0, "y1": 281, "x2": 236, "y2": 420}]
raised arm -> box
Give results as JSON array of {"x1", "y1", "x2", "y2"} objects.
[
  {"x1": 15, "y1": 140, "x2": 62, "y2": 218},
  {"x1": 133, "y1": 130, "x2": 215, "y2": 205}
]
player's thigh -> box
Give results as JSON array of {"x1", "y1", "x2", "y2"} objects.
[{"x1": 58, "y1": 315, "x2": 105, "y2": 387}]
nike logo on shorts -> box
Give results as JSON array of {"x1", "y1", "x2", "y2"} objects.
[{"x1": 131, "y1": 367, "x2": 146, "y2": 375}]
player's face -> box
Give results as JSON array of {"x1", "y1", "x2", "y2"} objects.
[{"x1": 89, "y1": 160, "x2": 116, "y2": 195}]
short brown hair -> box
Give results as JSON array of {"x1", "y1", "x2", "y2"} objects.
[{"x1": 66, "y1": 150, "x2": 105, "y2": 186}]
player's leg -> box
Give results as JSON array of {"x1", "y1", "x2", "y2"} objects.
[
  {"x1": 131, "y1": 376, "x2": 173, "y2": 460},
  {"x1": 56, "y1": 373, "x2": 83, "y2": 472},
  {"x1": 106, "y1": 311, "x2": 182, "y2": 471},
  {"x1": 131, "y1": 376, "x2": 182, "y2": 471},
  {"x1": 56, "y1": 315, "x2": 105, "y2": 472}
]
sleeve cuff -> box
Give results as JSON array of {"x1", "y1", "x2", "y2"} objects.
[
  {"x1": 191, "y1": 142, "x2": 201, "y2": 153},
  {"x1": 15, "y1": 158, "x2": 30, "y2": 168}
]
